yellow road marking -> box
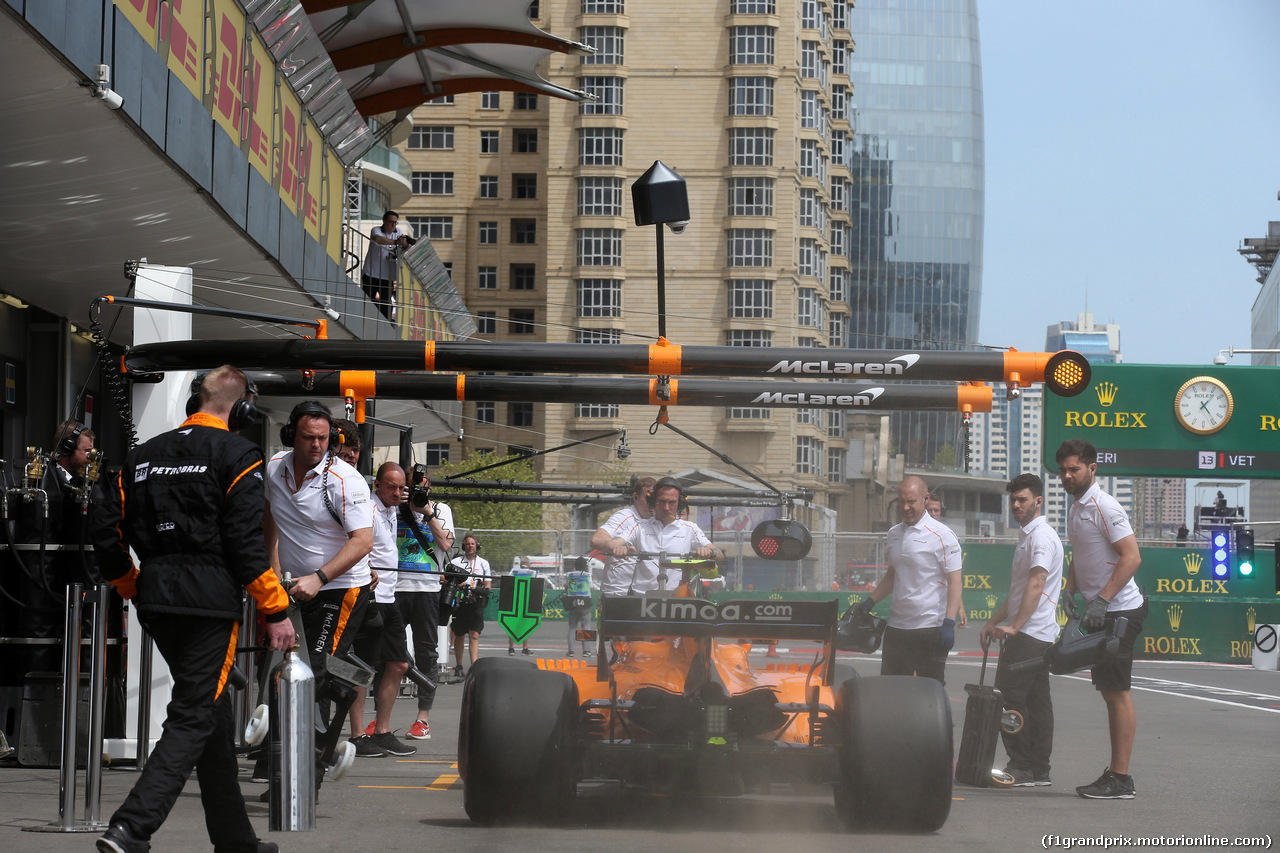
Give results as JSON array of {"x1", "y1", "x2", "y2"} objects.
[{"x1": 428, "y1": 773, "x2": 461, "y2": 790}]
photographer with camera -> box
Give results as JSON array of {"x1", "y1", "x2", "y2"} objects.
[
  {"x1": 446, "y1": 535, "x2": 491, "y2": 677},
  {"x1": 394, "y1": 466, "x2": 453, "y2": 740}
]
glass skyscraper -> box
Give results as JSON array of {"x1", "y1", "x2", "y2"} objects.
[{"x1": 847, "y1": 0, "x2": 985, "y2": 466}]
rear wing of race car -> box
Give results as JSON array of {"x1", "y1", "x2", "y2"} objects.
[{"x1": 599, "y1": 596, "x2": 838, "y2": 644}]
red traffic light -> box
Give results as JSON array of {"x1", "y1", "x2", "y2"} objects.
[{"x1": 751, "y1": 519, "x2": 813, "y2": 561}]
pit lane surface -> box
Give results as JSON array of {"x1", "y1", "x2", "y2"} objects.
[{"x1": 1, "y1": 626, "x2": 1276, "y2": 852}]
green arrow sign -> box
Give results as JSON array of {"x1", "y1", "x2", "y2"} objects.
[{"x1": 498, "y1": 575, "x2": 543, "y2": 643}]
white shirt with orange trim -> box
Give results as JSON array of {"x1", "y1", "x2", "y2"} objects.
[
  {"x1": 1010, "y1": 515, "x2": 1064, "y2": 643},
  {"x1": 266, "y1": 450, "x2": 372, "y2": 589},
  {"x1": 600, "y1": 504, "x2": 646, "y2": 595},
  {"x1": 1067, "y1": 481, "x2": 1142, "y2": 611},
  {"x1": 885, "y1": 515, "x2": 962, "y2": 630},
  {"x1": 621, "y1": 516, "x2": 712, "y2": 594},
  {"x1": 371, "y1": 492, "x2": 399, "y2": 604}
]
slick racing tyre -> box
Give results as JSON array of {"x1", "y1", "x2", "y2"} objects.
[
  {"x1": 834, "y1": 675, "x2": 953, "y2": 832},
  {"x1": 460, "y1": 664, "x2": 578, "y2": 825}
]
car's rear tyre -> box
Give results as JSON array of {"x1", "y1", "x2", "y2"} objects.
[
  {"x1": 834, "y1": 675, "x2": 953, "y2": 832},
  {"x1": 460, "y1": 665, "x2": 578, "y2": 825},
  {"x1": 456, "y1": 656, "x2": 536, "y2": 781}
]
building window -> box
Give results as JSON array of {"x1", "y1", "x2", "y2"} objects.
[
  {"x1": 798, "y1": 239, "x2": 821, "y2": 278},
  {"x1": 726, "y1": 229, "x2": 773, "y2": 266},
  {"x1": 729, "y1": 127, "x2": 774, "y2": 165},
  {"x1": 796, "y1": 436, "x2": 823, "y2": 476},
  {"x1": 581, "y1": 77, "x2": 624, "y2": 114},
  {"x1": 509, "y1": 310, "x2": 536, "y2": 334},
  {"x1": 578, "y1": 279, "x2": 622, "y2": 316},
  {"x1": 479, "y1": 130, "x2": 499, "y2": 153},
  {"x1": 426, "y1": 443, "x2": 451, "y2": 466},
  {"x1": 412, "y1": 172, "x2": 453, "y2": 194},
  {"x1": 827, "y1": 447, "x2": 845, "y2": 483},
  {"x1": 799, "y1": 140, "x2": 818, "y2": 176},
  {"x1": 726, "y1": 329, "x2": 772, "y2": 347},
  {"x1": 409, "y1": 125, "x2": 453, "y2": 149},
  {"x1": 481, "y1": 91, "x2": 500, "y2": 110},
  {"x1": 508, "y1": 402, "x2": 534, "y2": 427},
  {"x1": 831, "y1": 84, "x2": 847, "y2": 120},
  {"x1": 796, "y1": 407, "x2": 820, "y2": 425},
  {"x1": 579, "y1": 128, "x2": 624, "y2": 165},
  {"x1": 832, "y1": 0, "x2": 848, "y2": 30},
  {"x1": 798, "y1": 336, "x2": 818, "y2": 348},
  {"x1": 830, "y1": 221, "x2": 846, "y2": 257},
  {"x1": 476, "y1": 311, "x2": 496, "y2": 334},
  {"x1": 577, "y1": 229, "x2": 623, "y2": 265},
  {"x1": 477, "y1": 266, "x2": 497, "y2": 290},
  {"x1": 514, "y1": 92, "x2": 539, "y2": 110},
  {"x1": 727, "y1": 406, "x2": 772, "y2": 420},
  {"x1": 426, "y1": 94, "x2": 455, "y2": 104},
  {"x1": 511, "y1": 219, "x2": 537, "y2": 244},
  {"x1": 479, "y1": 175, "x2": 499, "y2": 198},
  {"x1": 578, "y1": 177, "x2": 624, "y2": 216},
  {"x1": 729, "y1": 26, "x2": 774, "y2": 65},
  {"x1": 731, "y1": 0, "x2": 774, "y2": 13},
  {"x1": 576, "y1": 403, "x2": 620, "y2": 418},
  {"x1": 475, "y1": 401, "x2": 495, "y2": 424},
  {"x1": 507, "y1": 444, "x2": 534, "y2": 457},
  {"x1": 800, "y1": 90, "x2": 819, "y2": 128},
  {"x1": 527, "y1": 0, "x2": 539, "y2": 18},
  {"x1": 510, "y1": 264, "x2": 536, "y2": 290},
  {"x1": 512, "y1": 174, "x2": 538, "y2": 199},
  {"x1": 575, "y1": 328, "x2": 622, "y2": 344},
  {"x1": 581, "y1": 26, "x2": 624, "y2": 64},
  {"x1": 797, "y1": 287, "x2": 818, "y2": 326},
  {"x1": 479, "y1": 221, "x2": 498, "y2": 244},
  {"x1": 728, "y1": 177, "x2": 773, "y2": 216},
  {"x1": 827, "y1": 410, "x2": 846, "y2": 438},
  {"x1": 832, "y1": 40, "x2": 847, "y2": 75},
  {"x1": 800, "y1": 41, "x2": 820, "y2": 78},
  {"x1": 828, "y1": 312, "x2": 847, "y2": 347},
  {"x1": 831, "y1": 130, "x2": 846, "y2": 168},
  {"x1": 514, "y1": 128, "x2": 538, "y2": 153},
  {"x1": 728, "y1": 279, "x2": 773, "y2": 318},
  {"x1": 406, "y1": 216, "x2": 453, "y2": 240},
  {"x1": 801, "y1": 0, "x2": 819, "y2": 29},
  {"x1": 828, "y1": 267, "x2": 846, "y2": 303},
  {"x1": 582, "y1": 0, "x2": 624, "y2": 13},
  {"x1": 729, "y1": 77, "x2": 773, "y2": 116},
  {"x1": 799, "y1": 189, "x2": 816, "y2": 227},
  {"x1": 829, "y1": 176, "x2": 844, "y2": 211}
]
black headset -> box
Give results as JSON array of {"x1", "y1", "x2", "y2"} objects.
[
  {"x1": 56, "y1": 422, "x2": 87, "y2": 458},
  {"x1": 646, "y1": 477, "x2": 685, "y2": 508},
  {"x1": 279, "y1": 400, "x2": 341, "y2": 450},
  {"x1": 185, "y1": 373, "x2": 261, "y2": 432}
]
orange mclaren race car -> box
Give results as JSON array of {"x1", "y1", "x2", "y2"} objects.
[{"x1": 457, "y1": 559, "x2": 953, "y2": 832}]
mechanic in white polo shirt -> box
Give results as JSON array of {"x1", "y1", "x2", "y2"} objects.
[
  {"x1": 263, "y1": 401, "x2": 373, "y2": 794},
  {"x1": 608, "y1": 478, "x2": 722, "y2": 593},
  {"x1": 981, "y1": 473, "x2": 1063, "y2": 788},
  {"x1": 1056, "y1": 438, "x2": 1145, "y2": 800},
  {"x1": 857, "y1": 475, "x2": 963, "y2": 684}
]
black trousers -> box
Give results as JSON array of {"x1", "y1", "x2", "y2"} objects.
[
  {"x1": 110, "y1": 614, "x2": 258, "y2": 852},
  {"x1": 994, "y1": 632, "x2": 1054, "y2": 775},
  {"x1": 396, "y1": 590, "x2": 440, "y2": 711},
  {"x1": 880, "y1": 625, "x2": 948, "y2": 684}
]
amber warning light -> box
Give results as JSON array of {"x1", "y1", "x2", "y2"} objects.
[{"x1": 1044, "y1": 351, "x2": 1091, "y2": 397}]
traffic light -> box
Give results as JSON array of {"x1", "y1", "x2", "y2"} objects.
[
  {"x1": 1236, "y1": 528, "x2": 1255, "y2": 577},
  {"x1": 751, "y1": 519, "x2": 813, "y2": 560},
  {"x1": 1209, "y1": 526, "x2": 1231, "y2": 580}
]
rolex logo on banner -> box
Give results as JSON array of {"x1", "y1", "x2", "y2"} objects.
[
  {"x1": 1184, "y1": 553, "x2": 1202, "y2": 576},
  {"x1": 1167, "y1": 604, "x2": 1183, "y2": 633}
]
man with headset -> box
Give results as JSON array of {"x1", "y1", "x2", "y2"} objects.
[
  {"x1": 607, "y1": 478, "x2": 722, "y2": 593},
  {"x1": 447, "y1": 534, "x2": 491, "y2": 675},
  {"x1": 590, "y1": 476, "x2": 656, "y2": 595},
  {"x1": 264, "y1": 400, "x2": 373, "y2": 791},
  {"x1": 92, "y1": 365, "x2": 294, "y2": 853}
]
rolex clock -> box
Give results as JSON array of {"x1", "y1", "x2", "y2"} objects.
[{"x1": 1174, "y1": 376, "x2": 1233, "y2": 435}]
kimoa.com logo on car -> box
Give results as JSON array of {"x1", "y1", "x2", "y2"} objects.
[{"x1": 636, "y1": 599, "x2": 795, "y2": 623}]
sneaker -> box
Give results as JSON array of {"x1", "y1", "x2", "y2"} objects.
[
  {"x1": 1033, "y1": 771, "x2": 1052, "y2": 787},
  {"x1": 1076, "y1": 768, "x2": 1135, "y2": 799},
  {"x1": 351, "y1": 734, "x2": 387, "y2": 758},
  {"x1": 567, "y1": 650, "x2": 575, "y2": 657},
  {"x1": 370, "y1": 731, "x2": 417, "y2": 756},
  {"x1": 96, "y1": 823, "x2": 149, "y2": 853},
  {"x1": 406, "y1": 720, "x2": 431, "y2": 740},
  {"x1": 250, "y1": 756, "x2": 269, "y2": 783},
  {"x1": 522, "y1": 647, "x2": 532, "y2": 656},
  {"x1": 453, "y1": 664, "x2": 464, "y2": 678},
  {"x1": 508, "y1": 647, "x2": 516, "y2": 656},
  {"x1": 1004, "y1": 767, "x2": 1036, "y2": 787}
]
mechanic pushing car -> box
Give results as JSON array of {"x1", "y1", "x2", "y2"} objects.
[{"x1": 605, "y1": 477, "x2": 723, "y2": 592}]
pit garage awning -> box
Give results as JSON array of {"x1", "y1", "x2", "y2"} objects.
[{"x1": 303, "y1": 0, "x2": 591, "y2": 117}]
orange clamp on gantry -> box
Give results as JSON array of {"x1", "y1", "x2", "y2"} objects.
[
  {"x1": 648, "y1": 338, "x2": 682, "y2": 375},
  {"x1": 648, "y1": 377, "x2": 679, "y2": 406},
  {"x1": 338, "y1": 370, "x2": 377, "y2": 423},
  {"x1": 956, "y1": 382, "x2": 991, "y2": 414}
]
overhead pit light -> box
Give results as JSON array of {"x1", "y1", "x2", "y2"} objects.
[{"x1": 1044, "y1": 350, "x2": 1091, "y2": 397}]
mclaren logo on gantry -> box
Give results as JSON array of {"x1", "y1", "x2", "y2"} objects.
[
  {"x1": 766, "y1": 353, "x2": 921, "y2": 376},
  {"x1": 750, "y1": 387, "x2": 885, "y2": 407}
]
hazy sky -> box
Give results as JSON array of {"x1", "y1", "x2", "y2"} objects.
[{"x1": 976, "y1": 0, "x2": 1280, "y2": 365}]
